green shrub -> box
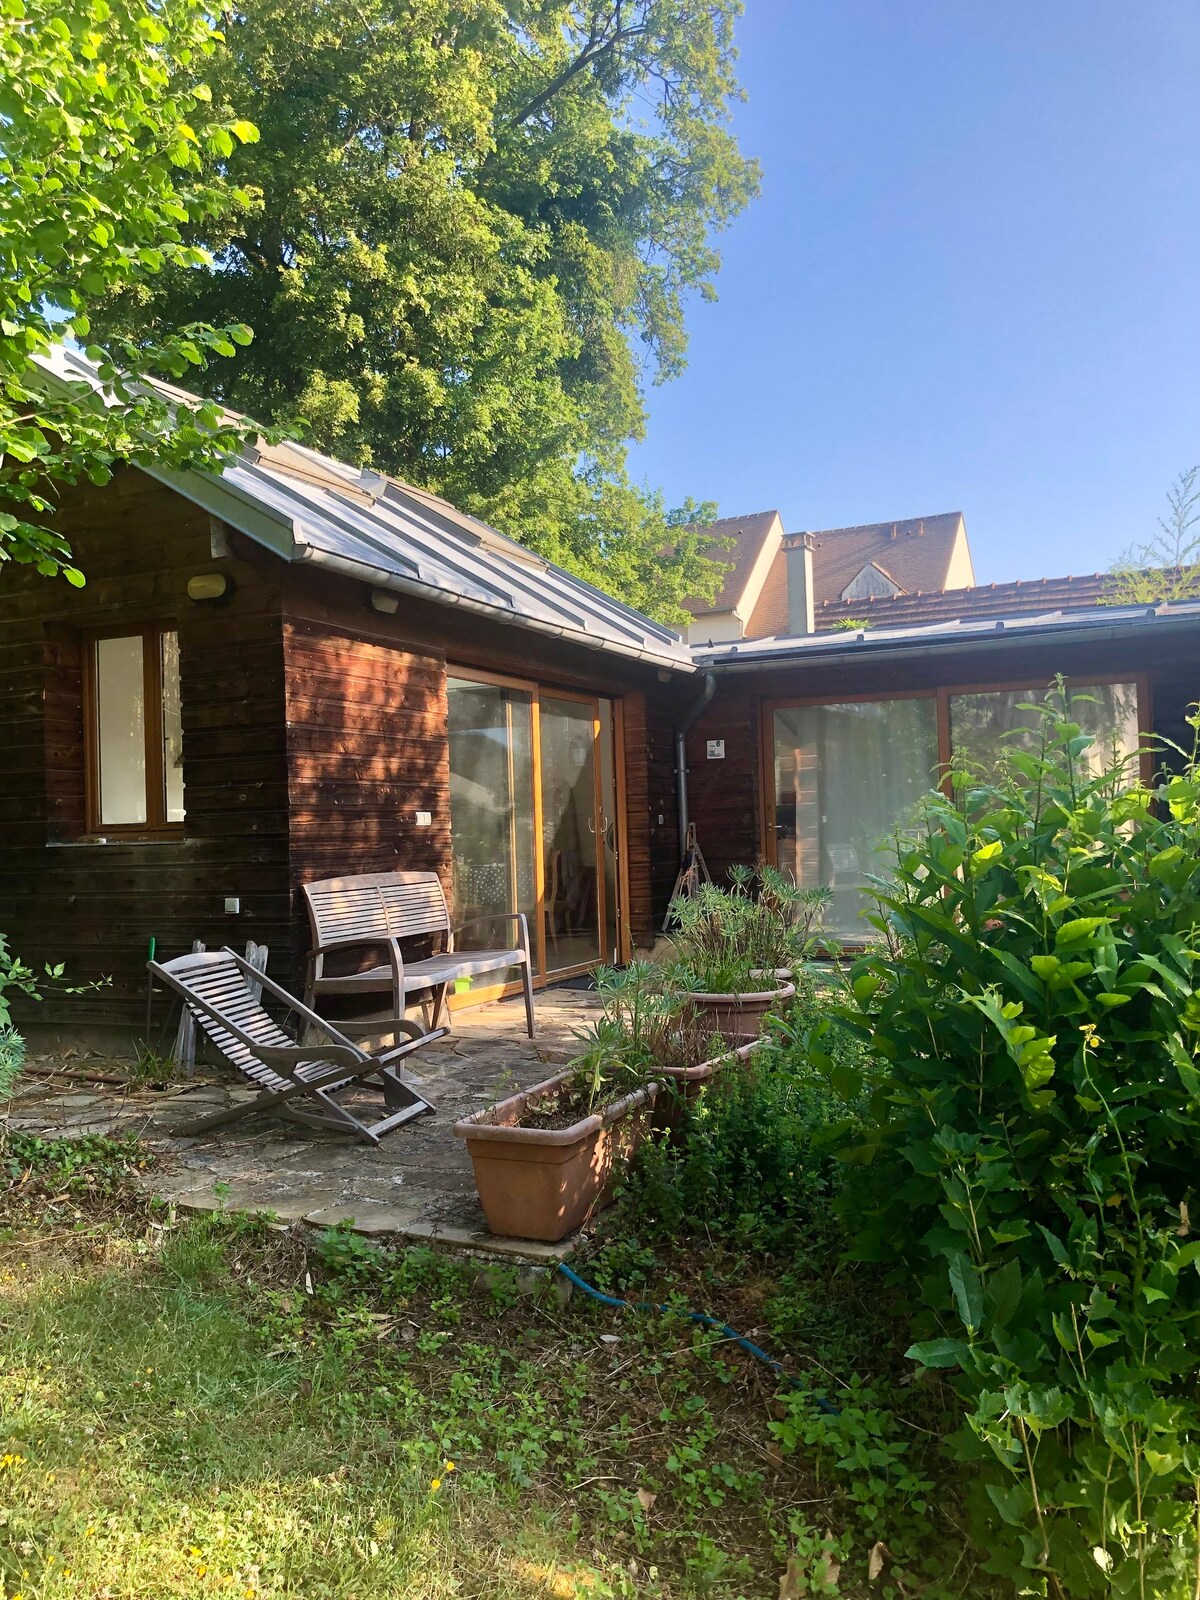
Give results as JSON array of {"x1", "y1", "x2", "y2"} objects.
[
  {"x1": 823, "y1": 687, "x2": 1200, "y2": 1595},
  {"x1": 622, "y1": 1003, "x2": 863, "y2": 1256}
]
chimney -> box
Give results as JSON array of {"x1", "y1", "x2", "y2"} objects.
[{"x1": 782, "y1": 532, "x2": 817, "y2": 635}]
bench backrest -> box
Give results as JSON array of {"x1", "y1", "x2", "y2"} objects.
[
  {"x1": 303, "y1": 871, "x2": 451, "y2": 961},
  {"x1": 153, "y1": 948, "x2": 293, "y2": 1091}
]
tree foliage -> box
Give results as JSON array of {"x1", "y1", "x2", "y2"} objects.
[
  {"x1": 0, "y1": 0, "x2": 269, "y2": 584},
  {"x1": 1108, "y1": 465, "x2": 1200, "y2": 606},
  {"x1": 95, "y1": 0, "x2": 757, "y2": 619}
]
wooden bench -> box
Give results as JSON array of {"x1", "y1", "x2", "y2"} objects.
[{"x1": 302, "y1": 870, "x2": 535, "y2": 1038}]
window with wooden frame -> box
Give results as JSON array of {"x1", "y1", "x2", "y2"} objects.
[
  {"x1": 762, "y1": 675, "x2": 1149, "y2": 940},
  {"x1": 83, "y1": 625, "x2": 184, "y2": 832}
]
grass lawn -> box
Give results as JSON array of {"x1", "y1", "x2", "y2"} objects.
[{"x1": 0, "y1": 1134, "x2": 905, "y2": 1600}]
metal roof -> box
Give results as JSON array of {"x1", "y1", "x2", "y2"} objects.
[
  {"x1": 38, "y1": 346, "x2": 694, "y2": 673},
  {"x1": 694, "y1": 597, "x2": 1200, "y2": 670}
]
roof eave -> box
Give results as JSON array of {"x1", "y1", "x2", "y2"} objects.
[{"x1": 697, "y1": 605, "x2": 1200, "y2": 672}]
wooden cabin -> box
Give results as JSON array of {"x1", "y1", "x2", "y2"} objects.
[
  {"x1": 0, "y1": 429, "x2": 697, "y2": 1044},
  {"x1": 4, "y1": 355, "x2": 1199, "y2": 1041}
]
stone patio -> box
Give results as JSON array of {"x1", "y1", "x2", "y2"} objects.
[{"x1": 3, "y1": 989, "x2": 602, "y2": 1263}]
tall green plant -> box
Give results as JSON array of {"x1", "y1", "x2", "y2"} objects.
[
  {"x1": 818, "y1": 687, "x2": 1200, "y2": 1595},
  {"x1": 88, "y1": 0, "x2": 759, "y2": 621},
  {"x1": 667, "y1": 866, "x2": 832, "y2": 993}
]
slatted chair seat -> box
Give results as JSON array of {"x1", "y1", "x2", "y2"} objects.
[
  {"x1": 150, "y1": 947, "x2": 444, "y2": 1144},
  {"x1": 303, "y1": 870, "x2": 535, "y2": 1038}
]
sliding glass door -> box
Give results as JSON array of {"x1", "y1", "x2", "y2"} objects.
[
  {"x1": 540, "y1": 694, "x2": 604, "y2": 974},
  {"x1": 447, "y1": 678, "x2": 537, "y2": 983},
  {"x1": 447, "y1": 672, "x2": 621, "y2": 990}
]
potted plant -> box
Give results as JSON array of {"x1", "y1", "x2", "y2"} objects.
[
  {"x1": 453, "y1": 976, "x2": 661, "y2": 1242},
  {"x1": 587, "y1": 961, "x2": 760, "y2": 1129},
  {"x1": 664, "y1": 867, "x2": 832, "y2": 1042}
]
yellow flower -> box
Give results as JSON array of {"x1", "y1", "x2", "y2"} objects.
[
  {"x1": 445, "y1": 1460, "x2": 456, "y2": 1472},
  {"x1": 197, "y1": 1565, "x2": 208, "y2": 1578},
  {"x1": 190, "y1": 1548, "x2": 202, "y2": 1559},
  {"x1": 430, "y1": 1477, "x2": 442, "y2": 1492}
]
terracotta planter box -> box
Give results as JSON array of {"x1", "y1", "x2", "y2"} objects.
[
  {"x1": 453, "y1": 1071, "x2": 659, "y2": 1243},
  {"x1": 686, "y1": 978, "x2": 796, "y2": 1043},
  {"x1": 653, "y1": 1038, "x2": 762, "y2": 1133}
]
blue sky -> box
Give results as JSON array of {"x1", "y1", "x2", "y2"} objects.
[{"x1": 628, "y1": 1, "x2": 1200, "y2": 584}]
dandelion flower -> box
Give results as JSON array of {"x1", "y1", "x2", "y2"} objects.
[
  {"x1": 445, "y1": 1460, "x2": 456, "y2": 1472},
  {"x1": 430, "y1": 1478, "x2": 442, "y2": 1492}
]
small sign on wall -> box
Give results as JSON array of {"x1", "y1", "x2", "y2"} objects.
[{"x1": 706, "y1": 739, "x2": 726, "y2": 760}]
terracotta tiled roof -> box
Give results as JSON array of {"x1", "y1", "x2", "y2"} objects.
[
  {"x1": 816, "y1": 572, "x2": 1119, "y2": 630},
  {"x1": 680, "y1": 510, "x2": 782, "y2": 615},
  {"x1": 807, "y1": 512, "x2": 968, "y2": 606},
  {"x1": 689, "y1": 510, "x2": 970, "y2": 635}
]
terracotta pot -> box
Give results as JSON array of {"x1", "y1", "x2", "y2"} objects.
[
  {"x1": 653, "y1": 1038, "x2": 762, "y2": 1133},
  {"x1": 453, "y1": 1071, "x2": 659, "y2": 1243},
  {"x1": 685, "y1": 978, "x2": 796, "y2": 1043}
]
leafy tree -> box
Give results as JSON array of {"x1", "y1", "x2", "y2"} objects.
[
  {"x1": 0, "y1": 0, "x2": 268, "y2": 585},
  {"x1": 1108, "y1": 465, "x2": 1200, "y2": 605},
  {"x1": 94, "y1": 0, "x2": 757, "y2": 619}
]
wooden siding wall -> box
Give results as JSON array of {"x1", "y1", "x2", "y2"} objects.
[
  {"x1": 282, "y1": 620, "x2": 451, "y2": 978},
  {"x1": 0, "y1": 468, "x2": 291, "y2": 1033},
  {"x1": 619, "y1": 692, "x2": 681, "y2": 946},
  {"x1": 685, "y1": 682, "x2": 762, "y2": 885}
]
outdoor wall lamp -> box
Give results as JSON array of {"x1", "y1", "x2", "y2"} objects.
[{"x1": 186, "y1": 572, "x2": 233, "y2": 602}]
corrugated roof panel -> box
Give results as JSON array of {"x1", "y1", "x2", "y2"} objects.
[{"x1": 38, "y1": 346, "x2": 692, "y2": 671}]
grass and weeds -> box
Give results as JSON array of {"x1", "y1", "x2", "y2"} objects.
[
  {"x1": 0, "y1": 1119, "x2": 908, "y2": 1600},
  {"x1": 0, "y1": 1025, "x2": 989, "y2": 1600}
]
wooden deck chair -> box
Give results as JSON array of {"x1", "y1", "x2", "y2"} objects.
[{"x1": 148, "y1": 947, "x2": 443, "y2": 1143}]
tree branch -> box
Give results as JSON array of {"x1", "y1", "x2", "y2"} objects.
[{"x1": 508, "y1": 5, "x2": 648, "y2": 128}]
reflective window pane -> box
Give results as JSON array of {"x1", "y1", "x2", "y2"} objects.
[
  {"x1": 96, "y1": 635, "x2": 147, "y2": 825},
  {"x1": 772, "y1": 699, "x2": 939, "y2": 939},
  {"x1": 540, "y1": 696, "x2": 602, "y2": 973},
  {"x1": 447, "y1": 679, "x2": 537, "y2": 985},
  {"x1": 161, "y1": 630, "x2": 185, "y2": 822},
  {"x1": 948, "y1": 683, "x2": 1140, "y2": 782}
]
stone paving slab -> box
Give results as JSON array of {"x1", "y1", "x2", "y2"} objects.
[{"x1": 3, "y1": 989, "x2": 600, "y2": 1263}]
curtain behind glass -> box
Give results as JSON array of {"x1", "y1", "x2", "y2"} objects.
[
  {"x1": 949, "y1": 683, "x2": 1140, "y2": 782},
  {"x1": 772, "y1": 699, "x2": 939, "y2": 939}
]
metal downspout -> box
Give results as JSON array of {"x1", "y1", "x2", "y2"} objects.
[{"x1": 675, "y1": 671, "x2": 717, "y2": 846}]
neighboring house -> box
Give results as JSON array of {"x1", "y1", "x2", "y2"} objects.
[
  {"x1": 3, "y1": 349, "x2": 1198, "y2": 1032},
  {"x1": 681, "y1": 510, "x2": 975, "y2": 644}
]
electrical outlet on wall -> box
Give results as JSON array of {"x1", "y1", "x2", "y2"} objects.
[
  {"x1": 415, "y1": 811, "x2": 432, "y2": 827},
  {"x1": 224, "y1": 897, "x2": 241, "y2": 915}
]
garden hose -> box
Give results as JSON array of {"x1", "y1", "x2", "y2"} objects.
[{"x1": 556, "y1": 1263, "x2": 840, "y2": 1415}]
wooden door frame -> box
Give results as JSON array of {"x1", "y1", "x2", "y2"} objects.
[{"x1": 445, "y1": 666, "x2": 629, "y2": 1008}]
